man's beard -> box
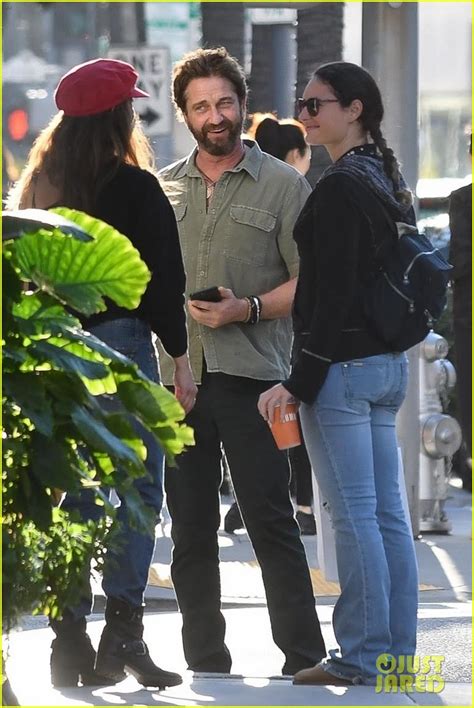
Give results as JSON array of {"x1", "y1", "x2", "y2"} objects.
[{"x1": 189, "y1": 115, "x2": 244, "y2": 156}]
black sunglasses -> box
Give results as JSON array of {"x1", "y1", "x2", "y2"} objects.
[{"x1": 297, "y1": 97, "x2": 339, "y2": 117}]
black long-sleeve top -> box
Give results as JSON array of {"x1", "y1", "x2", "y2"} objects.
[
  {"x1": 82, "y1": 163, "x2": 187, "y2": 358},
  {"x1": 283, "y1": 146, "x2": 415, "y2": 404},
  {"x1": 449, "y1": 183, "x2": 472, "y2": 283}
]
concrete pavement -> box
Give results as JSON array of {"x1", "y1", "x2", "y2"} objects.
[{"x1": 5, "y1": 482, "x2": 472, "y2": 706}]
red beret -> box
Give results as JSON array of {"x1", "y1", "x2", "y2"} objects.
[{"x1": 54, "y1": 58, "x2": 149, "y2": 117}]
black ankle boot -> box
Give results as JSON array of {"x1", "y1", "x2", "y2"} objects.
[
  {"x1": 189, "y1": 646, "x2": 232, "y2": 673},
  {"x1": 50, "y1": 613, "x2": 112, "y2": 687},
  {"x1": 96, "y1": 597, "x2": 183, "y2": 689},
  {"x1": 224, "y1": 502, "x2": 244, "y2": 534}
]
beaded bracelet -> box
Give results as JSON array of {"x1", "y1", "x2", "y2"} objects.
[
  {"x1": 245, "y1": 295, "x2": 262, "y2": 324},
  {"x1": 243, "y1": 297, "x2": 252, "y2": 323}
]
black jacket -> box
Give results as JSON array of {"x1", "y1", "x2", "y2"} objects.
[
  {"x1": 449, "y1": 183, "x2": 471, "y2": 283},
  {"x1": 449, "y1": 182, "x2": 472, "y2": 325},
  {"x1": 283, "y1": 145, "x2": 415, "y2": 404}
]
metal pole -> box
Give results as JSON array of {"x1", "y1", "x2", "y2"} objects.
[
  {"x1": 271, "y1": 24, "x2": 297, "y2": 119},
  {"x1": 120, "y1": 3, "x2": 139, "y2": 44},
  {"x1": 362, "y1": 2, "x2": 419, "y2": 194},
  {"x1": 362, "y1": 2, "x2": 420, "y2": 535}
]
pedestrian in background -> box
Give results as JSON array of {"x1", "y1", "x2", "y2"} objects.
[
  {"x1": 259, "y1": 61, "x2": 419, "y2": 685},
  {"x1": 225, "y1": 112, "x2": 316, "y2": 536},
  {"x1": 7, "y1": 57, "x2": 197, "y2": 689},
  {"x1": 158, "y1": 46, "x2": 326, "y2": 675},
  {"x1": 254, "y1": 114, "x2": 312, "y2": 175},
  {"x1": 448, "y1": 135, "x2": 472, "y2": 491}
]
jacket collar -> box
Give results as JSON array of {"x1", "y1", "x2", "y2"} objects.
[{"x1": 174, "y1": 139, "x2": 262, "y2": 182}]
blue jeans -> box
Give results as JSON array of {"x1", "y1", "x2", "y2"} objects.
[
  {"x1": 299, "y1": 353, "x2": 418, "y2": 684},
  {"x1": 62, "y1": 318, "x2": 164, "y2": 618}
]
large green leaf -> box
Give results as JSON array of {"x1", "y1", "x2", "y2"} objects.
[
  {"x1": 116, "y1": 376, "x2": 185, "y2": 424},
  {"x1": 153, "y1": 423, "x2": 195, "y2": 448},
  {"x1": 3, "y1": 373, "x2": 54, "y2": 437},
  {"x1": 113, "y1": 483, "x2": 156, "y2": 536},
  {"x1": 15, "y1": 469, "x2": 53, "y2": 532},
  {"x1": 12, "y1": 208, "x2": 151, "y2": 316},
  {"x1": 70, "y1": 405, "x2": 145, "y2": 471},
  {"x1": 30, "y1": 433, "x2": 79, "y2": 492},
  {"x1": 2, "y1": 208, "x2": 92, "y2": 241},
  {"x1": 53, "y1": 207, "x2": 151, "y2": 311},
  {"x1": 38, "y1": 370, "x2": 92, "y2": 410},
  {"x1": 117, "y1": 380, "x2": 170, "y2": 425},
  {"x1": 3, "y1": 255, "x2": 23, "y2": 304},
  {"x1": 115, "y1": 379, "x2": 194, "y2": 462},
  {"x1": 103, "y1": 414, "x2": 147, "y2": 462},
  {"x1": 12, "y1": 291, "x2": 82, "y2": 335},
  {"x1": 30, "y1": 340, "x2": 109, "y2": 380}
]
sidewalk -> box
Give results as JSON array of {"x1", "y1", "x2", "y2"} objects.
[{"x1": 5, "y1": 484, "x2": 472, "y2": 706}]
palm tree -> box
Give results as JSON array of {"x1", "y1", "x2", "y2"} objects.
[
  {"x1": 201, "y1": 2, "x2": 246, "y2": 65},
  {"x1": 198, "y1": 2, "x2": 344, "y2": 184}
]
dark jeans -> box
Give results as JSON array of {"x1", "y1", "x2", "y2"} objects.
[
  {"x1": 165, "y1": 367, "x2": 326, "y2": 674},
  {"x1": 289, "y1": 437, "x2": 314, "y2": 507},
  {"x1": 61, "y1": 318, "x2": 164, "y2": 619}
]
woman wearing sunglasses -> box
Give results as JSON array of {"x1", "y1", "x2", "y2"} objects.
[{"x1": 258, "y1": 61, "x2": 418, "y2": 686}]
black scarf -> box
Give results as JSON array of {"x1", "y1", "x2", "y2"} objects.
[{"x1": 320, "y1": 145, "x2": 413, "y2": 218}]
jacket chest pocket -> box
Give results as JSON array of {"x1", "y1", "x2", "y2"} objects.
[{"x1": 224, "y1": 205, "x2": 277, "y2": 266}]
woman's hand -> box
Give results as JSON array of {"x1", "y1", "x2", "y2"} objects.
[
  {"x1": 173, "y1": 355, "x2": 198, "y2": 414},
  {"x1": 257, "y1": 383, "x2": 299, "y2": 424}
]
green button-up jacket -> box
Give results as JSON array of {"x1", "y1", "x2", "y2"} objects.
[{"x1": 158, "y1": 141, "x2": 311, "y2": 384}]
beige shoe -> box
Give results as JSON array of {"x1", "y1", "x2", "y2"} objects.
[{"x1": 293, "y1": 664, "x2": 353, "y2": 686}]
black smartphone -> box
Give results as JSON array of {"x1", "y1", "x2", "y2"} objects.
[{"x1": 189, "y1": 286, "x2": 222, "y2": 302}]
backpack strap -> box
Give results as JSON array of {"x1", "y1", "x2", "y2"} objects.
[{"x1": 333, "y1": 172, "x2": 421, "y2": 272}]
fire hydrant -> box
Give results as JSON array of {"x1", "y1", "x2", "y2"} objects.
[{"x1": 418, "y1": 332, "x2": 462, "y2": 532}]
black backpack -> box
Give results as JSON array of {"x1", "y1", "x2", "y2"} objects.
[{"x1": 358, "y1": 182, "x2": 453, "y2": 352}]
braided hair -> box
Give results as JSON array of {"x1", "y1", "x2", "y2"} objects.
[{"x1": 314, "y1": 61, "x2": 413, "y2": 207}]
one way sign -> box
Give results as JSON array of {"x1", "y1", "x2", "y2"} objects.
[{"x1": 108, "y1": 46, "x2": 172, "y2": 137}]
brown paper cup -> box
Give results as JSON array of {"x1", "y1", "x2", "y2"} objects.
[{"x1": 268, "y1": 402, "x2": 302, "y2": 450}]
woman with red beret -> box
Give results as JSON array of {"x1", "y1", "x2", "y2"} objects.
[{"x1": 7, "y1": 58, "x2": 197, "y2": 690}]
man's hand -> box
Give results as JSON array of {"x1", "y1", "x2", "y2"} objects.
[
  {"x1": 188, "y1": 287, "x2": 248, "y2": 329},
  {"x1": 172, "y1": 355, "x2": 198, "y2": 414}
]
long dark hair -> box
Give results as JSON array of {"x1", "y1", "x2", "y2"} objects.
[
  {"x1": 255, "y1": 117, "x2": 307, "y2": 162},
  {"x1": 6, "y1": 100, "x2": 155, "y2": 212},
  {"x1": 314, "y1": 61, "x2": 412, "y2": 206}
]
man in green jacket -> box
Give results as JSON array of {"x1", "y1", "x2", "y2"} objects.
[{"x1": 158, "y1": 47, "x2": 325, "y2": 675}]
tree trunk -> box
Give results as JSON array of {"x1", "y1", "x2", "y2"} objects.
[
  {"x1": 297, "y1": 3, "x2": 344, "y2": 186},
  {"x1": 248, "y1": 24, "x2": 275, "y2": 115},
  {"x1": 201, "y1": 3, "x2": 246, "y2": 66}
]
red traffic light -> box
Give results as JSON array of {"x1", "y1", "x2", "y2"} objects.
[{"x1": 7, "y1": 108, "x2": 29, "y2": 141}]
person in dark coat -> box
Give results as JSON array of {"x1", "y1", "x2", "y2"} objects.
[{"x1": 449, "y1": 144, "x2": 472, "y2": 490}]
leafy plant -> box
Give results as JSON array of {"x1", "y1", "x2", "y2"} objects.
[{"x1": 2, "y1": 208, "x2": 194, "y2": 635}]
